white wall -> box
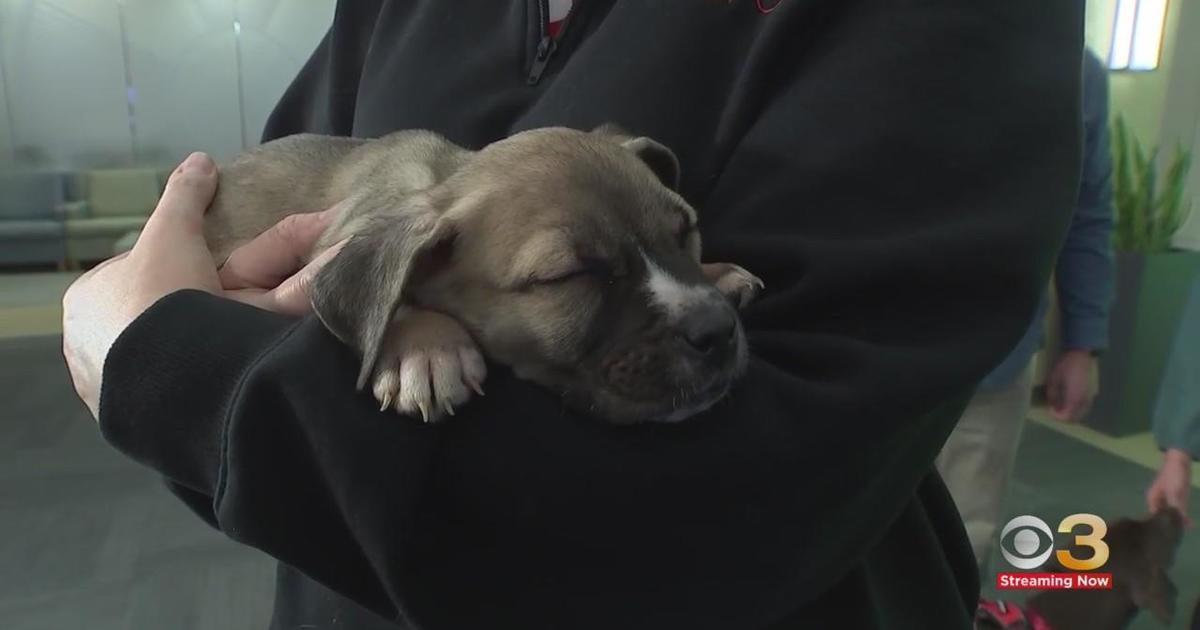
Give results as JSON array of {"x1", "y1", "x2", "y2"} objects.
[
  {"x1": 1085, "y1": 0, "x2": 1116, "y2": 56},
  {"x1": 1159, "y1": 0, "x2": 1200, "y2": 250},
  {"x1": 0, "y1": 0, "x2": 334, "y2": 170},
  {"x1": 122, "y1": 0, "x2": 244, "y2": 164},
  {"x1": 1087, "y1": 0, "x2": 1186, "y2": 146},
  {"x1": 237, "y1": 0, "x2": 335, "y2": 146},
  {"x1": 1085, "y1": 0, "x2": 1200, "y2": 250},
  {"x1": 0, "y1": 47, "x2": 12, "y2": 170},
  {"x1": 0, "y1": 0, "x2": 134, "y2": 168}
]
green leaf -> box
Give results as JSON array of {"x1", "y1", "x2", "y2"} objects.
[
  {"x1": 1135, "y1": 147, "x2": 1157, "y2": 250},
  {"x1": 1109, "y1": 113, "x2": 1192, "y2": 252},
  {"x1": 1155, "y1": 143, "x2": 1193, "y2": 247},
  {"x1": 1113, "y1": 116, "x2": 1134, "y2": 249}
]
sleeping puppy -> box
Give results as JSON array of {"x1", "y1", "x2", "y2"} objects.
[{"x1": 204, "y1": 125, "x2": 762, "y2": 424}]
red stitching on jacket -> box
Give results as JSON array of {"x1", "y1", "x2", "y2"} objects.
[{"x1": 756, "y1": 0, "x2": 783, "y2": 14}]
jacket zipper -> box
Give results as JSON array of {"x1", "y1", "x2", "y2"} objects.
[{"x1": 527, "y1": 0, "x2": 577, "y2": 85}]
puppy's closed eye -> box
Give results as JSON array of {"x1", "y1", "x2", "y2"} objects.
[
  {"x1": 532, "y1": 257, "x2": 613, "y2": 285},
  {"x1": 509, "y1": 230, "x2": 613, "y2": 288}
]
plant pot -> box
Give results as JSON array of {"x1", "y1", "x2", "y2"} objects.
[{"x1": 1086, "y1": 250, "x2": 1200, "y2": 436}]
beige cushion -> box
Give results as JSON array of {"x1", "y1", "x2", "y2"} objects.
[
  {"x1": 66, "y1": 216, "x2": 148, "y2": 237},
  {"x1": 85, "y1": 168, "x2": 161, "y2": 218}
]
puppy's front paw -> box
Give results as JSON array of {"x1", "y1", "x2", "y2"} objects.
[
  {"x1": 370, "y1": 309, "x2": 486, "y2": 423},
  {"x1": 702, "y1": 262, "x2": 764, "y2": 309}
]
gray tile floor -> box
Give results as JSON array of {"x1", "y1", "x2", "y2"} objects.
[{"x1": 0, "y1": 335, "x2": 273, "y2": 630}]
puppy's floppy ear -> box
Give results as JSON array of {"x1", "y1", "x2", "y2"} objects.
[
  {"x1": 1149, "y1": 507, "x2": 1186, "y2": 548},
  {"x1": 591, "y1": 123, "x2": 681, "y2": 191},
  {"x1": 620, "y1": 136, "x2": 681, "y2": 191},
  {"x1": 1132, "y1": 566, "x2": 1177, "y2": 624},
  {"x1": 311, "y1": 198, "x2": 456, "y2": 389}
]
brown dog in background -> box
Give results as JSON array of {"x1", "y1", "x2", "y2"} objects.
[
  {"x1": 977, "y1": 509, "x2": 1185, "y2": 630},
  {"x1": 203, "y1": 126, "x2": 762, "y2": 424}
]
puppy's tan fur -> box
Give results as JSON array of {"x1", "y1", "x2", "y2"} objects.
[{"x1": 204, "y1": 126, "x2": 761, "y2": 423}]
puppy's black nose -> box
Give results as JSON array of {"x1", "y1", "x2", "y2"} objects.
[{"x1": 678, "y1": 305, "x2": 736, "y2": 356}]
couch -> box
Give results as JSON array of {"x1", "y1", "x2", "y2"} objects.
[
  {"x1": 63, "y1": 168, "x2": 165, "y2": 264},
  {"x1": 0, "y1": 171, "x2": 68, "y2": 267}
]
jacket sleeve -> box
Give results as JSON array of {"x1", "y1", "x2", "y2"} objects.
[
  {"x1": 1055, "y1": 51, "x2": 1116, "y2": 352},
  {"x1": 98, "y1": 3, "x2": 1085, "y2": 628},
  {"x1": 1152, "y1": 277, "x2": 1200, "y2": 458}
]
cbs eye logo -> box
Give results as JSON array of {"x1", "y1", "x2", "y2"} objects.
[{"x1": 999, "y1": 514, "x2": 1109, "y2": 571}]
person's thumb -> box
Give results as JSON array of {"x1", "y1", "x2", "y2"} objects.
[
  {"x1": 135, "y1": 152, "x2": 217, "y2": 249},
  {"x1": 230, "y1": 239, "x2": 349, "y2": 316},
  {"x1": 219, "y1": 206, "x2": 340, "y2": 290}
]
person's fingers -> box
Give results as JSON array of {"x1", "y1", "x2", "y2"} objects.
[
  {"x1": 219, "y1": 207, "x2": 339, "y2": 290},
  {"x1": 1046, "y1": 373, "x2": 1068, "y2": 419},
  {"x1": 1074, "y1": 393, "x2": 1095, "y2": 422},
  {"x1": 135, "y1": 152, "x2": 218, "y2": 249},
  {"x1": 226, "y1": 239, "x2": 349, "y2": 316},
  {"x1": 1060, "y1": 387, "x2": 1087, "y2": 422},
  {"x1": 1147, "y1": 482, "x2": 1167, "y2": 513}
]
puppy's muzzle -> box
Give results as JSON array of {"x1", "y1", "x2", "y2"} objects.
[
  {"x1": 677, "y1": 300, "x2": 738, "y2": 361},
  {"x1": 649, "y1": 290, "x2": 746, "y2": 423}
]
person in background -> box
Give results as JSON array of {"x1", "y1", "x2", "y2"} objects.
[
  {"x1": 936, "y1": 47, "x2": 1116, "y2": 572},
  {"x1": 1147, "y1": 274, "x2": 1200, "y2": 525}
]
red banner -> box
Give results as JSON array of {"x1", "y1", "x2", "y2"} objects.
[{"x1": 996, "y1": 572, "x2": 1113, "y2": 590}]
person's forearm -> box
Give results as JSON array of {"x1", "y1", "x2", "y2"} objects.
[
  {"x1": 98, "y1": 290, "x2": 440, "y2": 622},
  {"x1": 100, "y1": 290, "x2": 900, "y2": 626},
  {"x1": 1056, "y1": 225, "x2": 1114, "y2": 352},
  {"x1": 99, "y1": 291, "x2": 301, "y2": 494},
  {"x1": 1058, "y1": 57, "x2": 1115, "y2": 353},
  {"x1": 1055, "y1": 183, "x2": 1114, "y2": 352},
  {"x1": 1150, "y1": 283, "x2": 1200, "y2": 459}
]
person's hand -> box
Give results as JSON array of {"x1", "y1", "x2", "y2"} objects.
[
  {"x1": 62, "y1": 152, "x2": 343, "y2": 420},
  {"x1": 1045, "y1": 348, "x2": 1097, "y2": 422},
  {"x1": 1147, "y1": 448, "x2": 1193, "y2": 527}
]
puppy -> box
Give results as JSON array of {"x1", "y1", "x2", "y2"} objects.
[
  {"x1": 204, "y1": 126, "x2": 762, "y2": 424},
  {"x1": 977, "y1": 509, "x2": 1184, "y2": 630}
]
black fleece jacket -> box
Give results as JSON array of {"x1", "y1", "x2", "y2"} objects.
[{"x1": 97, "y1": 1, "x2": 1086, "y2": 628}]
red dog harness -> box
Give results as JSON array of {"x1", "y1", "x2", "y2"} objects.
[{"x1": 976, "y1": 599, "x2": 1053, "y2": 630}]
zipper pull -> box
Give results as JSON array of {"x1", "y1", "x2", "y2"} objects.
[{"x1": 527, "y1": 35, "x2": 558, "y2": 85}]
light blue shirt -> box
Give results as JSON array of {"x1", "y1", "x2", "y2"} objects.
[{"x1": 1152, "y1": 275, "x2": 1200, "y2": 457}]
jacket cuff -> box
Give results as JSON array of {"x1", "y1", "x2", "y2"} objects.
[
  {"x1": 1060, "y1": 317, "x2": 1109, "y2": 353},
  {"x1": 1154, "y1": 426, "x2": 1200, "y2": 462},
  {"x1": 98, "y1": 289, "x2": 299, "y2": 497}
]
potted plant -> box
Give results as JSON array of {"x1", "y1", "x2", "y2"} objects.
[{"x1": 1086, "y1": 114, "x2": 1198, "y2": 436}]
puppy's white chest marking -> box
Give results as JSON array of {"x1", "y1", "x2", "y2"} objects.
[{"x1": 642, "y1": 253, "x2": 711, "y2": 321}]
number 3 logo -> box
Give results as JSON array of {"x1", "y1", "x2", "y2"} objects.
[{"x1": 1056, "y1": 513, "x2": 1110, "y2": 571}]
